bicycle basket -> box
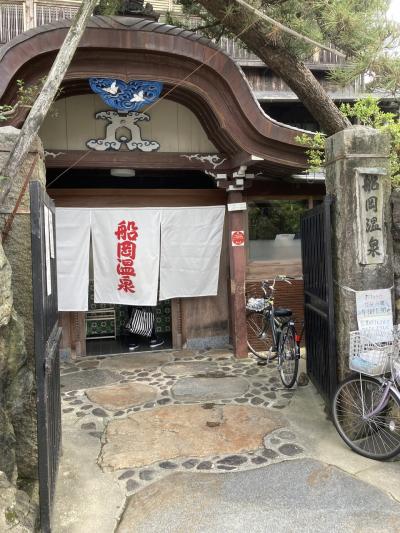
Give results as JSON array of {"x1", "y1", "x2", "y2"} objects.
[
  {"x1": 246, "y1": 297, "x2": 267, "y2": 312},
  {"x1": 349, "y1": 329, "x2": 395, "y2": 377}
]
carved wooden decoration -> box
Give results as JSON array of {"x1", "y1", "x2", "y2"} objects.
[{"x1": 86, "y1": 110, "x2": 160, "y2": 152}]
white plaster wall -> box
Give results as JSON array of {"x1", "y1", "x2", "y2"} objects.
[{"x1": 39, "y1": 94, "x2": 217, "y2": 153}]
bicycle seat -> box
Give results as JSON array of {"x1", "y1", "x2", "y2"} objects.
[{"x1": 274, "y1": 308, "x2": 292, "y2": 317}]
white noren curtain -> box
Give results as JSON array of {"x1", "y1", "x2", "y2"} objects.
[
  {"x1": 159, "y1": 206, "x2": 225, "y2": 300},
  {"x1": 91, "y1": 209, "x2": 161, "y2": 306},
  {"x1": 56, "y1": 209, "x2": 91, "y2": 311}
]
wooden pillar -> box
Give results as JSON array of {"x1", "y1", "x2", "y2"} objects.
[
  {"x1": 59, "y1": 311, "x2": 72, "y2": 359},
  {"x1": 69, "y1": 312, "x2": 86, "y2": 358},
  {"x1": 171, "y1": 298, "x2": 183, "y2": 349},
  {"x1": 227, "y1": 190, "x2": 248, "y2": 358}
]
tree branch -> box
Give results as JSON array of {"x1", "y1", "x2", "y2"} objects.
[
  {"x1": 1, "y1": 102, "x2": 20, "y2": 118},
  {"x1": 196, "y1": 0, "x2": 351, "y2": 135}
]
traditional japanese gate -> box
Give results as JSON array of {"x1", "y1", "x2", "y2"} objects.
[
  {"x1": 30, "y1": 181, "x2": 62, "y2": 533},
  {"x1": 301, "y1": 196, "x2": 337, "y2": 401}
]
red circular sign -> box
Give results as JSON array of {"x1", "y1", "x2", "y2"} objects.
[{"x1": 232, "y1": 231, "x2": 245, "y2": 246}]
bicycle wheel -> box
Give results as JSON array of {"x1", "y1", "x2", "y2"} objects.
[
  {"x1": 278, "y1": 324, "x2": 298, "y2": 388},
  {"x1": 332, "y1": 375, "x2": 400, "y2": 460},
  {"x1": 246, "y1": 310, "x2": 277, "y2": 360}
]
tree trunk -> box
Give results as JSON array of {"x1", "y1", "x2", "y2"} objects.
[
  {"x1": 0, "y1": 0, "x2": 98, "y2": 206},
  {"x1": 198, "y1": 0, "x2": 351, "y2": 135}
]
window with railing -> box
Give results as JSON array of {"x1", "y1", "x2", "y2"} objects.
[
  {"x1": 151, "y1": 0, "x2": 181, "y2": 12},
  {"x1": 0, "y1": 0, "x2": 81, "y2": 44},
  {"x1": 0, "y1": 2, "x2": 24, "y2": 44},
  {"x1": 35, "y1": 1, "x2": 79, "y2": 26},
  {"x1": 0, "y1": 0, "x2": 347, "y2": 73}
]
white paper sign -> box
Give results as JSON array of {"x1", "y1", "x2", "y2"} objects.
[
  {"x1": 356, "y1": 288, "x2": 393, "y2": 340},
  {"x1": 227, "y1": 202, "x2": 247, "y2": 212},
  {"x1": 49, "y1": 209, "x2": 55, "y2": 259},
  {"x1": 44, "y1": 205, "x2": 52, "y2": 296}
]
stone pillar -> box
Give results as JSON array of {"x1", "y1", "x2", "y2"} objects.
[
  {"x1": 0, "y1": 125, "x2": 46, "y2": 491},
  {"x1": 391, "y1": 191, "x2": 400, "y2": 323},
  {"x1": 325, "y1": 126, "x2": 393, "y2": 380},
  {"x1": 227, "y1": 190, "x2": 248, "y2": 358},
  {"x1": 1, "y1": 126, "x2": 46, "y2": 355}
]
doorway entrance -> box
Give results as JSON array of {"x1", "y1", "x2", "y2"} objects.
[{"x1": 85, "y1": 296, "x2": 173, "y2": 357}]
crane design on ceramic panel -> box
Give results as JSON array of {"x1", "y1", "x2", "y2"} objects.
[{"x1": 87, "y1": 78, "x2": 163, "y2": 152}]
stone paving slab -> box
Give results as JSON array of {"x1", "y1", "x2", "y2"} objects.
[
  {"x1": 99, "y1": 404, "x2": 282, "y2": 470},
  {"x1": 116, "y1": 458, "x2": 400, "y2": 533},
  {"x1": 162, "y1": 361, "x2": 221, "y2": 376},
  {"x1": 171, "y1": 377, "x2": 249, "y2": 401},
  {"x1": 53, "y1": 419, "x2": 124, "y2": 533},
  {"x1": 86, "y1": 382, "x2": 157, "y2": 410},
  {"x1": 99, "y1": 353, "x2": 173, "y2": 371},
  {"x1": 60, "y1": 369, "x2": 121, "y2": 392}
]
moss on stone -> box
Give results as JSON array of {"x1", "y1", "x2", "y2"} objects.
[{"x1": 5, "y1": 505, "x2": 18, "y2": 525}]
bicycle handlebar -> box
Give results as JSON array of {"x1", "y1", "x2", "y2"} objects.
[{"x1": 261, "y1": 275, "x2": 302, "y2": 297}]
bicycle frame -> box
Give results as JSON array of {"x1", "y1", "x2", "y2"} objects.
[
  {"x1": 259, "y1": 276, "x2": 299, "y2": 355},
  {"x1": 262, "y1": 308, "x2": 295, "y2": 355},
  {"x1": 360, "y1": 374, "x2": 400, "y2": 419}
]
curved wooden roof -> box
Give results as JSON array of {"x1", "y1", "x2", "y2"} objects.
[{"x1": 0, "y1": 16, "x2": 308, "y2": 176}]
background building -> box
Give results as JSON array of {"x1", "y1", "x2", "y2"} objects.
[{"x1": 0, "y1": 0, "x2": 365, "y2": 132}]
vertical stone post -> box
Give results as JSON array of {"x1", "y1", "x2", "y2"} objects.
[
  {"x1": 227, "y1": 190, "x2": 248, "y2": 358},
  {"x1": 325, "y1": 126, "x2": 393, "y2": 380},
  {"x1": 391, "y1": 191, "x2": 400, "y2": 322}
]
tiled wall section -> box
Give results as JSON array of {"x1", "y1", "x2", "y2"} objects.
[{"x1": 87, "y1": 281, "x2": 171, "y2": 337}]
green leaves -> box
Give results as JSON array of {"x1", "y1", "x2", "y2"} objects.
[
  {"x1": 297, "y1": 96, "x2": 400, "y2": 188},
  {"x1": 341, "y1": 99, "x2": 400, "y2": 187},
  {"x1": 295, "y1": 131, "x2": 326, "y2": 172},
  {"x1": 0, "y1": 106, "x2": 13, "y2": 122},
  {"x1": 178, "y1": 0, "x2": 400, "y2": 86},
  {"x1": 96, "y1": 0, "x2": 122, "y2": 15},
  {"x1": 0, "y1": 77, "x2": 62, "y2": 123}
]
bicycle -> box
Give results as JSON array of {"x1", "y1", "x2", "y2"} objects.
[
  {"x1": 332, "y1": 328, "x2": 400, "y2": 460},
  {"x1": 246, "y1": 275, "x2": 302, "y2": 388}
]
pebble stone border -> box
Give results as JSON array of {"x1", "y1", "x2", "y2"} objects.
[
  {"x1": 111, "y1": 427, "x2": 305, "y2": 496},
  {"x1": 60, "y1": 349, "x2": 305, "y2": 496}
]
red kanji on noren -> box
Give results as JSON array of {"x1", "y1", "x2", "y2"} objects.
[
  {"x1": 118, "y1": 276, "x2": 135, "y2": 293},
  {"x1": 115, "y1": 220, "x2": 139, "y2": 241},
  {"x1": 117, "y1": 241, "x2": 136, "y2": 260},
  {"x1": 117, "y1": 260, "x2": 136, "y2": 277},
  {"x1": 115, "y1": 220, "x2": 139, "y2": 293}
]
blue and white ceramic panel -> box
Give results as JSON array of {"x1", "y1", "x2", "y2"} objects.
[{"x1": 89, "y1": 78, "x2": 163, "y2": 112}]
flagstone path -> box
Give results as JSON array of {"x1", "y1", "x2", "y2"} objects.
[
  {"x1": 55, "y1": 348, "x2": 400, "y2": 533},
  {"x1": 58, "y1": 349, "x2": 303, "y2": 503}
]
